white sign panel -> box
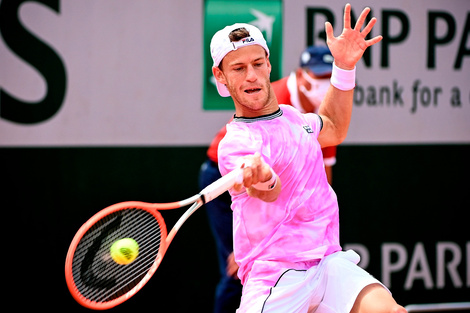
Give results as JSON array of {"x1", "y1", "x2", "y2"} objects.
[
  {"x1": 283, "y1": 0, "x2": 470, "y2": 144},
  {"x1": 0, "y1": 0, "x2": 469, "y2": 146},
  {"x1": 0, "y1": 0, "x2": 229, "y2": 146}
]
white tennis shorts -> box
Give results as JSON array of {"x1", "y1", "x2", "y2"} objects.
[{"x1": 237, "y1": 250, "x2": 389, "y2": 313}]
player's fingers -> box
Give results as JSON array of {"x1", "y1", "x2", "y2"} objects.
[
  {"x1": 366, "y1": 34, "x2": 383, "y2": 47},
  {"x1": 354, "y1": 6, "x2": 370, "y2": 31},
  {"x1": 252, "y1": 160, "x2": 262, "y2": 185},
  {"x1": 245, "y1": 165, "x2": 261, "y2": 188},
  {"x1": 233, "y1": 181, "x2": 243, "y2": 192},
  {"x1": 242, "y1": 166, "x2": 250, "y2": 188},
  {"x1": 343, "y1": 3, "x2": 352, "y2": 29},
  {"x1": 325, "y1": 22, "x2": 334, "y2": 43},
  {"x1": 254, "y1": 152, "x2": 272, "y2": 184},
  {"x1": 253, "y1": 152, "x2": 266, "y2": 184},
  {"x1": 360, "y1": 16, "x2": 377, "y2": 37}
]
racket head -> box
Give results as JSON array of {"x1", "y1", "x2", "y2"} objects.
[{"x1": 65, "y1": 201, "x2": 169, "y2": 310}]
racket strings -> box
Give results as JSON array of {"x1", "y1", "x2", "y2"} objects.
[{"x1": 71, "y1": 208, "x2": 164, "y2": 303}]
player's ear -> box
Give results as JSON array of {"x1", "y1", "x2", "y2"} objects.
[
  {"x1": 212, "y1": 66, "x2": 227, "y2": 85},
  {"x1": 266, "y1": 57, "x2": 272, "y2": 76}
]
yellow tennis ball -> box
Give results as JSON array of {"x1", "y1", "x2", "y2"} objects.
[{"x1": 110, "y1": 238, "x2": 139, "y2": 265}]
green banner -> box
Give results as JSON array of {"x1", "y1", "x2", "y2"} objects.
[{"x1": 203, "y1": 0, "x2": 283, "y2": 110}]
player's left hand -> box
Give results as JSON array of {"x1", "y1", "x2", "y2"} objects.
[{"x1": 325, "y1": 3, "x2": 382, "y2": 70}]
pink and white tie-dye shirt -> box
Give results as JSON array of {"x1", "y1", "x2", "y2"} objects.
[{"x1": 218, "y1": 105, "x2": 341, "y2": 285}]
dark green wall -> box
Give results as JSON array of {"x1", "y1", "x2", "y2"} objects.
[{"x1": 3, "y1": 145, "x2": 469, "y2": 311}]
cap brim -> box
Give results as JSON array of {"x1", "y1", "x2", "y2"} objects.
[
  {"x1": 215, "y1": 79, "x2": 231, "y2": 97},
  {"x1": 308, "y1": 64, "x2": 333, "y2": 77}
]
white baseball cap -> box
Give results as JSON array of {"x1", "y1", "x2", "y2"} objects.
[{"x1": 210, "y1": 23, "x2": 270, "y2": 97}]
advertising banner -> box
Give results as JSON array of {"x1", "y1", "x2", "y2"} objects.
[
  {"x1": 0, "y1": 0, "x2": 468, "y2": 145},
  {"x1": 283, "y1": 0, "x2": 470, "y2": 144}
]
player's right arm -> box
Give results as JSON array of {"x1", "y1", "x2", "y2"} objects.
[{"x1": 233, "y1": 152, "x2": 281, "y2": 203}]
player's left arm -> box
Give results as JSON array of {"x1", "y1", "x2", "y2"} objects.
[{"x1": 318, "y1": 3, "x2": 382, "y2": 148}]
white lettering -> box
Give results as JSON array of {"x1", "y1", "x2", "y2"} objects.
[
  {"x1": 404, "y1": 242, "x2": 433, "y2": 290},
  {"x1": 437, "y1": 242, "x2": 463, "y2": 288},
  {"x1": 467, "y1": 242, "x2": 470, "y2": 288},
  {"x1": 353, "y1": 241, "x2": 470, "y2": 290},
  {"x1": 382, "y1": 243, "x2": 407, "y2": 288},
  {"x1": 344, "y1": 243, "x2": 370, "y2": 269}
]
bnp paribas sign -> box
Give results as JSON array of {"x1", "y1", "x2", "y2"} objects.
[{"x1": 203, "y1": 0, "x2": 283, "y2": 110}]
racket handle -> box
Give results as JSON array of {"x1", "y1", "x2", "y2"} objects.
[{"x1": 200, "y1": 167, "x2": 243, "y2": 203}]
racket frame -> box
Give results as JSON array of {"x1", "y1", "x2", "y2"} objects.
[{"x1": 65, "y1": 167, "x2": 242, "y2": 310}]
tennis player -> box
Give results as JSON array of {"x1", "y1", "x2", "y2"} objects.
[{"x1": 210, "y1": 4, "x2": 407, "y2": 313}]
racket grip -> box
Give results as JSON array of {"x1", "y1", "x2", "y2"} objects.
[{"x1": 200, "y1": 167, "x2": 243, "y2": 203}]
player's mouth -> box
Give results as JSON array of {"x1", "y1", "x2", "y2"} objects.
[{"x1": 244, "y1": 87, "x2": 262, "y2": 94}]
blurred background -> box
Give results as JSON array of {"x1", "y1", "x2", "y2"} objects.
[{"x1": 1, "y1": 0, "x2": 469, "y2": 311}]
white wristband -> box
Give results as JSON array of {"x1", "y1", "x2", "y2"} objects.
[
  {"x1": 330, "y1": 63, "x2": 356, "y2": 91},
  {"x1": 252, "y1": 167, "x2": 277, "y2": 191}
]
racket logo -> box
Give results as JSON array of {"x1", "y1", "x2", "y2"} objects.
[{"x1": 80, "y1": 213, "x2": 122, "y2": 289}]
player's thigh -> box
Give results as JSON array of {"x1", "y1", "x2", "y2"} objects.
[{"x1": 350, "y1": 283, "x2": 406, "y2": 313}]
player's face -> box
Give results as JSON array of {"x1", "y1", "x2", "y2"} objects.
[{"x1": 216, "y1": 45, "x2": 276, "y2": 117}]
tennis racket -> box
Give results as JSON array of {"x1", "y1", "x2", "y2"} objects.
[{"x1": 65, "y1": 167, "x2": 242, "y2": 310}]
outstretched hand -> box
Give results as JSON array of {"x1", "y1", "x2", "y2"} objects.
[{"x1": 325, "y1": 3, "x2": 382, "y2": 70}]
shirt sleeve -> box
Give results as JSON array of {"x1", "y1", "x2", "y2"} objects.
[
  {"x1": 317, "y1": 114, "x2": 323, "y2": 132},
  {"x1": 303, "y1": 112, "x2": 323, "y2": 138}
]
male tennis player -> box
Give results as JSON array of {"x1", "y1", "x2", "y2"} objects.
[{"x1": 210, "y1": 4, "x2": 407, "y2": 313}]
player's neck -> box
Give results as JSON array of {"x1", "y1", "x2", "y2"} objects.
[{"x1": 234, "y1": 88, "x2": 279, "y2": 118}]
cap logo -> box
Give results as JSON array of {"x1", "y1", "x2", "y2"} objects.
[
  {"x1": 232, "y1": 37, "x2": 255, "y2": 49},
  {"x1": 301, "y1": 51, "x2": 311, "y2": 64}
]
